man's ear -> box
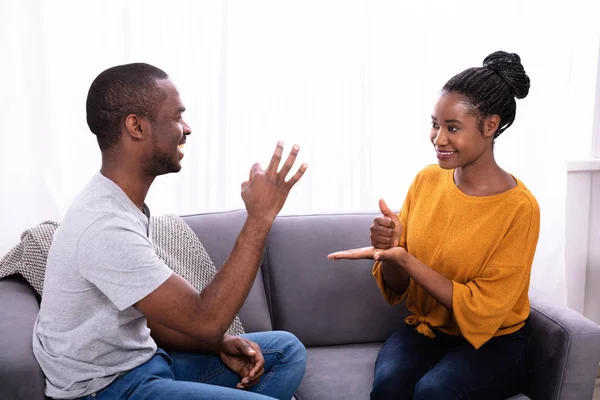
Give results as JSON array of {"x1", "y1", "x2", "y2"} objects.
[
  {"x1": 124, "y1": 114, "x2": 147, "y2": 141},
  {"x1": 483, "y1": 115, "x2": 500, "y2": 139}
]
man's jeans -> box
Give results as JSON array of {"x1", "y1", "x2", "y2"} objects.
[
  {"x1": 371, "y1": 322, "x2": 531, "y2": 400},
  {"x1": 80, "y1": 331, "x2": 307, "y2": 400}
]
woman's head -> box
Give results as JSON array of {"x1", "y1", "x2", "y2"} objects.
[{"x1": 430, "y1": 51, "x2": 530, "y2": 170}]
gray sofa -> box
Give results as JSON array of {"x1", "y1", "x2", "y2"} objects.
[{"x1": 1, "y1": 210, "x2": 600, "y2": 400}]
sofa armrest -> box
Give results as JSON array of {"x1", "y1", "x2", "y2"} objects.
[
  {"x1": 526, "y1": 294, "x2": 600, "y2": 400},
  {"x1": 0, "y1": 276, "x2": 46, "y2": 400}
]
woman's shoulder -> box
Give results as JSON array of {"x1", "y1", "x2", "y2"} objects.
[
  {"x1": 414, "y1": 164, "x2": 448, "y2": 183},
  {"x1": 507, "y1": 176, "x2": 541, "y2": 218}
]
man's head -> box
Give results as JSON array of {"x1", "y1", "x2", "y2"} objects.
[{"x1": 86, "y1": 63, "x2": 191, "y2": 175}]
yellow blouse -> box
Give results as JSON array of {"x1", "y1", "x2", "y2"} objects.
[{"x1": 373, "y1": 165, "x2": 540, "y2": 349}]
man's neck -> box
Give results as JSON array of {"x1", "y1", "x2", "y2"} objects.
[{"x1": 100, "y1": 163, "x2": 154, "y2": 212}]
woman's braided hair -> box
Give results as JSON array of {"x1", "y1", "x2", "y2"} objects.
[{"x1": 442, "y1": 51, "x2": 530, "y2": 139}]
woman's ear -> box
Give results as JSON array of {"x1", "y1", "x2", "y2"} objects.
[{"x1": 484, "y1": 115, "x2": 501, "y2": 138}]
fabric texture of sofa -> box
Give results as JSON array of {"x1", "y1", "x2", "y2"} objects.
[{"x1": 1, "y1": 210, "x2": 600, "y2": 399}]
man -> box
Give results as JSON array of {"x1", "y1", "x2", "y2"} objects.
[{"x1": 33, "y1": 63, "x2": 308, "y2": 400}]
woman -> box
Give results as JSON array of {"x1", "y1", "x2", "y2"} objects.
[{"x1": 328, "y1": 51, "x2": 539, "y2": 400}]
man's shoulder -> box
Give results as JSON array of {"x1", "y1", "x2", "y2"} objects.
[{"x1": 54, "y1": 175, "x2": 140, "y2": 248}]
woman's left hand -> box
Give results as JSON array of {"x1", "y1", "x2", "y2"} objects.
[{"x1": 327, "y1": 246, "x2": 407, "y2": 265}]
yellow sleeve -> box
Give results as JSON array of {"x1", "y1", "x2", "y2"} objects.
[{"x1": 452, "y1": 198, "x2": 540, "y2": 349}]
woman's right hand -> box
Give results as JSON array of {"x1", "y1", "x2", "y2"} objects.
[{"x1": 370, "y1": 199, "x2": 401, "y2": 249}]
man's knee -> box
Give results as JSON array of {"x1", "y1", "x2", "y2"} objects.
[{"x1": 272, "y1": 331, "x2": 307, "y2": 366}]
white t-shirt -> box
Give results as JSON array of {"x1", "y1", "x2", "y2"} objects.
[{"x1": 33, "y1": 172, "x2": 173, "y2": 399}]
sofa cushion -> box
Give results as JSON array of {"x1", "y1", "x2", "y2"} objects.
[
  {"x1": 297, "y1": 343, "x2": 531, "y2": 400},
  {"x1": 182, "y1": 210, "x2": 272, "y2": 333},
  {"x1": 296, "y1": 343, "x2": 381, "y2": 400},
  {"x1": 265, "y1": 212, "x2": 408, "y2": 346},
  {"x1": 0, "y1": 275, "x2": 46, "y2": 400}
]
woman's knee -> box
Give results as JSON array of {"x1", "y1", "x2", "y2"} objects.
[
  {"x1": 413, "y1": 375, "x2": 456, "y2": 400},
  {"x1": 370, "y1": 370, "x2": 413, "y2": 400}
]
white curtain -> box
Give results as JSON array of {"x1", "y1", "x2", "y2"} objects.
[{"x1": 2, "y1": 0, "x2": 597, "y2": 304}]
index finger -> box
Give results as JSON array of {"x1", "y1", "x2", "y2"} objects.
[
  {"x1": 266, "y1": 141, "x2": 284, "y2": 176},
  {"x1": 327, "y1": 246, "x2": 376, "y2": 260},
  {"x1": 248, "y1": 344, "x2": 265, "y2": 378}
]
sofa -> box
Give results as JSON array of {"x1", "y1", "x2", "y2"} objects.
[{"x1": 1, "y1": 210, "x2": 600, "y2": 400}]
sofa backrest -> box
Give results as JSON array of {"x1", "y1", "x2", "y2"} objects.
[
  {"x1": 183, "y1": 210, "x2": 408, "y2": 347},
  {"x1": 266, "y1": 212, "x2": 408, "y2": 347},
  {"x1": 182, "y1": 211, "x2": 273, "y2": 333}
]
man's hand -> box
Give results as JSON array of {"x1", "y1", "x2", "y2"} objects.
[
  {"x1": 327, "y1": 245, "x2": 407, "y2": 265},
  {"x1": 219, "y1": 336, "x2": 265, "y2": 390},
  {"x1": 241, "y1": 141, "x2": 307, "y2": 223},
  {"x1": 370, "y1": 199, "x2": 401, "y2": 249}
]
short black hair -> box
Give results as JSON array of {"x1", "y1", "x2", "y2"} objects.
[
  {"x1": 86, "y1": 63, "x2": 169, "y2": 150},
  {"x1": 442, "y1": 51, "x2": 530, "y2": 139}
]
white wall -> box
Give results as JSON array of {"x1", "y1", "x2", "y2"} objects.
[{"x1": 2, "y1": 0, "x2": 600, "y2": 306}]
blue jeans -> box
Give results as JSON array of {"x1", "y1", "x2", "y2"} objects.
[
  {"x1": 371, "y1": 322, "x2": 531, "y2": 400},
  {"x1": 80, "y1": 331, "x2": 307, "y2": 400}
]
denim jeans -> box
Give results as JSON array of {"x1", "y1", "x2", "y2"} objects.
[
  {"x1": 371, "y1": 322, "x2": 531, "y2": 400},
  {"x1": 79, "y1": 331, "x2": 307, "y2": 400}
]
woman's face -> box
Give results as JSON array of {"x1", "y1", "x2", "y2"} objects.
[{"x1": 430, "y1": 92, "x2": 496, "y2": 170}]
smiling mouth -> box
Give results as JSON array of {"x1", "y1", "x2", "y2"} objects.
[
  {"x1": 178, "y1": 143, "x2": 185, "y2": 151},
  {"x1": 436, "y1": 150, "x2": 457, "y2": 155}
]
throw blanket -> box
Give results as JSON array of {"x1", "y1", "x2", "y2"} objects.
[{"x1": 0, "y1": 214, "x2": 245, "y2": 336}]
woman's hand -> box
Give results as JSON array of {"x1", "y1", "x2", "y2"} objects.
[
  {"x1": 327, "y1": 245, "x2": 408, "y2": 265},
  {"x1": 371, "y1": 199, "x2": 402, "y2": 249}
]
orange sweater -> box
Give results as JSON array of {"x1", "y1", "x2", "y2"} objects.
[{"x1": 373, "y1": 165, "x2": 540, "y2": 349}]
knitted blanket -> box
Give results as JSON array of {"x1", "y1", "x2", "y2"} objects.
[{"x1": 0, "y1": 214, "x2": 244, "y2": 336}]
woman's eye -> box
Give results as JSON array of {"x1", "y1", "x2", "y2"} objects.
[
  {"x1": 431, "y1": 122, "x2": 439, "y2": 129},
  {"x1": 448, "y1": 126, "x2": 458, "y2": 132}
]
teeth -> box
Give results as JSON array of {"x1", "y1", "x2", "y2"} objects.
[
  {"x1": 178, "y1": 143, "x2": 184, "y2": 150},
  {"x1": 437, "y1": 151, "x2": 455, "y2": 155}
]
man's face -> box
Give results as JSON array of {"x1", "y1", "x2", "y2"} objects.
[{"x1": 147, "y1": 79, "x2": 192, "y2": 176}]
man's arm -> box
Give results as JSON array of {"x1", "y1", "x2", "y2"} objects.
[
  {"x1": 135, "y1": 215, "x2": 271, "y2": 344},
  {"x1": 135, "y1": 142, "x2": 307, "y2": 345},
  {"x1": 147, "y1": 317, "x2": 225, "y2": 353}
]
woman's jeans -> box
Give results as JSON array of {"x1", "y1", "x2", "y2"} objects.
[{"x1": 371, "y1": 322, "x2": 531, "y2": 400}]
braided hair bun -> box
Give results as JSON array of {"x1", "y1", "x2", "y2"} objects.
[{"x1": 483, "y1": 51, "x2": 530, "y2": 100}]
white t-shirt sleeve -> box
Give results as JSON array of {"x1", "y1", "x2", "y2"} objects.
[{"x1": 77, "y1": 215, "x2": 173, "y2": 311}]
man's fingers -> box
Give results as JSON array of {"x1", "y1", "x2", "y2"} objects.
[
  {"x1": 277, "y1": 144, "x2": 300, "y2": 179},
  {"x1": 327, "y1": 246, "x2": 376, "y2": 260},
  {"x1": 239, "y1": 342, "x2": 256, "y2": 356},
  {"x1": 266, "y1": 141, "x2": 284, "y2": 176},
  {"x1": 379, "y1": 199, "x2": 398, "y2": 219},
  {"x1": 245, "y1": 368, "x2": 264, "y2": 387},
  {"x1": 251, "y1": 163, "x2": 262, "y2": 178},
  {"x1": 248, "y1": 353, "x2": 265, "y2": 378},
  {"x1": 285, "y1": 163, "x2": 308, "y2": 188}
]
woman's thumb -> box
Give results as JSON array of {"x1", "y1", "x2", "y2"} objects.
[{"x1": 379, "y1": 199, "x2": 396, "y2": 218}]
